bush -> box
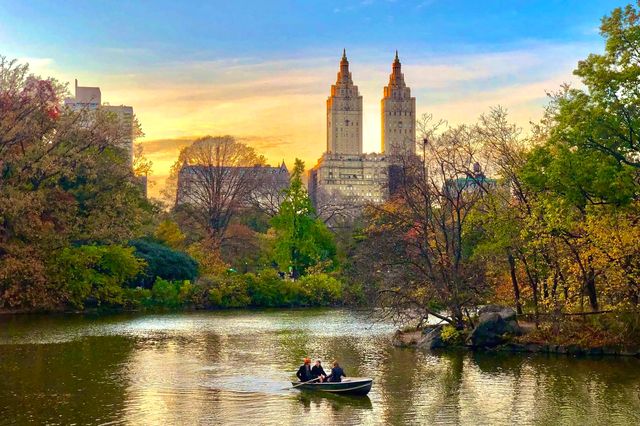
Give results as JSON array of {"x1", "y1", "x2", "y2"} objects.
[
  {"x1": 151, "y1": 278, "x2": 180, "y2": 307},
  {"x1": 297, "y1": 274, "x2": 343, "y2": 306},
  {"x1": 150, "y1": 278, "x2": 194, "y2": 308},
  {"x1": 246, "y1": 269, "x2": 298, "y2": 307},
  {"x1": 441, "y1": 324, "x2": 464, "y2": 345},
  {"x1": 190, "y1": 271, "x2": 345, "y2": 309},
  {"x1": 199, "y1": 274, "x2": 251, "y2": 308},
  {"x1": 51, "y1": 245, "x2": 145, "y2": 309},
  {"x1": 129, "y1": 239, "x2": 198, "y2": 288},
  {"x1": 122, "y1": 287, "x2": 152, "y2": 308}
]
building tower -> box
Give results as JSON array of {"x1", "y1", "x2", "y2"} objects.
[
  {"x1": 381, "y1": 51, "x2": 416, "y2": 156},
  {"x1": 326, "y1": 49, "x2": 363, "y2": 155}
]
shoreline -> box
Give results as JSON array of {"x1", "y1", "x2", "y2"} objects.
[{"x1": 392, "y1": 328, "x2": 640, "y2": 358}]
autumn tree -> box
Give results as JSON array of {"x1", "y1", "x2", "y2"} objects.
[
  {"x1": 359, "y1": 122, "x2": 492, "y2": 328},
  {"x1": 169, "y1": 136, "x2": 266, "y2": 249},
  {"x1": 0, "y1": 56, "x2": 153, "y2": 310}
]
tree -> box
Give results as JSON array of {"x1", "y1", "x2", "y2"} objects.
[
  {"x1": 360, "y1": 123, "x2": 491, "y2": 328},
  {"x1": 0, "y1": 56, "x2": 153, "y2": 310},
  {"x1": 549, "y1": 2, "x2": 640, "y2": 170},
  {"x1": 50, "y1": 245, "x2": 145, "y2": 309},
  {"x1": 270, "y1": 159, "x2": 337, "y2": 278},
  {"x1": 169, "y1": 136, "x2": 266, "y2": 249},
  {"x1": 515, "y1": 3, "x2": 640, "y2": 313},
  {"x1": 128, "y1": 239, "x2": 199, "y2": 288}
]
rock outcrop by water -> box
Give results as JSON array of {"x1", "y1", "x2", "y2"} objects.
[
  {"x1": 469, "y1": 305, "x2": 522, "y2": 348},
  {"x1": 392, "y1": 325, "x2": 445, "y2": 349}
]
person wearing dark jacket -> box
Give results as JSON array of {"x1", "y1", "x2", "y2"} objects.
[
  {"x1": 326, "y1": 360, "x2": 346, "y2": 383},
  {"x1": 296, "y1": 357, "x2": 313, "y2": 382},
  {"x1": 310, "y1": 360, "x2": 326, "y2": 382}
]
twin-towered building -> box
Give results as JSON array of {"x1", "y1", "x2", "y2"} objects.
[{"x1": 309, "y1": 50, "x2": 416, "y2": 211}]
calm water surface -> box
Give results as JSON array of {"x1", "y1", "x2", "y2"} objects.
[{"x1": 1, "y1": 309, "x2": 639, "y2": 425}]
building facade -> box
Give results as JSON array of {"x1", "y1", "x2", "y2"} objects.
[
  {"x1": 176, "y1": 162, "x2": 290, "y2": 210},
  {"x1": 64, "y1": 79, "x2": 135, "y2": 166},
  {"x1": 310, "y1": 51, "x2": 415, "y2": 213}
]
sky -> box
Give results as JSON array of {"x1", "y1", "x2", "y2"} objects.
[{"x1": 0, "y1": 0, "x2": 628, "y2": 198}]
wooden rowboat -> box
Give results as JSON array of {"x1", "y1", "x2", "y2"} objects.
[{"x1": 291, "y1": 377, "x2": 373, "y2": 396}]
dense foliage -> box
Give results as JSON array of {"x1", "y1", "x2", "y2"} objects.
[
  {"x1": 0, "y1": 57, "x2": 154, "y2": 311},
  {"x1": 353, "y1": 3, "x2": 640, "y2": 345},
  {"x1": 270, "y1": 159, "x2": 338, "y2": 277},
  {"x1": 129, "y1": 238, "x2": 198, "y2": 288}
]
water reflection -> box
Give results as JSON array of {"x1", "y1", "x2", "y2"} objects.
[{"x1": 0, "y1": 310, "x2": 639, "y2": 425}]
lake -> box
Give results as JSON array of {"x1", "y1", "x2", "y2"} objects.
[{"x1": 1, "y1": 309, "x2": 639, "y2": 425}]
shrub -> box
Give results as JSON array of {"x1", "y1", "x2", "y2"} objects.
[
  {"x1": 52, "y1": 245, "x2": 145, "y2": 309},
  {"x1": 129, "y1": 239, "x2": 198, "y2": 288},
  {"x1": 297, "y1": 274, "x2": 343, "y2": 306},
  {"x1": 151, "y1": 278, "x2": 180, "y2": 308},
  {"x1": 122, "y1": 287, "x2": 152, "y2": 308},
  {"x1": 200, "y1": 274, "x2": 250, "y2": 308},
  {"x1": 149, "y1": 278, "x2": 192, "y2": 308},
  {"x1": 441, "y1": 324, "x2": 464, "y2": 345},
  {"x1": 246, "y1": 269, "x2": 295, "y2": 307}
]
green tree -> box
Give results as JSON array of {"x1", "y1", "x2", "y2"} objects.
[
  {"x1": 51, "y1": 245, "x2": 145, "y2": 309},
  {"x1": 517, "y1": 3, "x2": 640, "y2": 313},
  {"x1": 270, "y1": 159, "x2": 337, "y2": 278},
  {"x1": 553, "y1": 2, "x2": 640, "y2": 170},
  {"x1": 129, "y1": 239, "x2": 199, "y2": 288}
]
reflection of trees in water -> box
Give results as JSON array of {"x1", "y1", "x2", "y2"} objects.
[
  {"x1": 0, "y1": 335, "x2": 135, "y2": 424},
  {"x1": 461, "y1": 352, "x2": 640, "y2": 425},
  {"x1": 2, "y1": 311, "x2": 640, "y2": 424},
  {"x1": 372, "y1": 347, "x2": 465, "y2": 424}
]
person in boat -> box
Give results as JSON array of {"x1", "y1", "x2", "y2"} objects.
[
  {"x1": 310, "y1": 359, "x2": 326, "y2": 382},
  {"x1": 296, "y1": 357, "x2": 313, "y2": 382},
  {"x1": 326, "y1": 360, "x2": 346, "y2": 383}
]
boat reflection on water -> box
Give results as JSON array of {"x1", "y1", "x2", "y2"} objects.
[{"x1": 296, "y1": 391, "x2": 373, "y2": 411}]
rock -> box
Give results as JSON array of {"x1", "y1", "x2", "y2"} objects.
[
  {"x1": 566, "y1": 345, "x2": 584, "y2": 356},
  {"x1": 504, "y1": 319, "x2": 523, "y2": 336},
  {"x1": 549, "y1": 345, "x2": 560, "y2": 354},
  {"x1": 421, "y1": 325, "x2": 445, "y2": 349},
  {"x1": 478, "y1": 305, "x2": 517, "y2": 322},
  {"x1": 470, "y1": 312, "x2": 508, "y2": 348},
  {"x1": 470, "y1": 306, "x2": 523, "y2": 348},
  {"x1": 392, "y1": 325, "x2": 445, "y2": 349},
  {"x1": 503, "y1": 343, "x2": 527, "y2": 352},
  {"x1": 619, "y1": 347, "x2": 640, "y2": 357},
  {"x1": 587, "y1": 347, "x2": 604, "y2": 356}
]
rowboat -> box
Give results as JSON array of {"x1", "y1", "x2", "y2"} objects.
[{"x1": 291, "y1": 377, "x2": 373, "y2": 396}]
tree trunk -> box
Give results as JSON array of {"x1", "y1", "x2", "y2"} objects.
[
  {"x1": 507, "y1": 252, "x2": 522, "y2": 315},
  {"x1": 585, "y1": 266, "x2": 598, "y2": 312}
]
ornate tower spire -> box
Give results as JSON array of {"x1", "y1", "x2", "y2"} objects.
[
  {"x1": 390, "y1": 50, "x2": 402, "y2": 83},
  {"x1": 326, "y1": 49, "x2": 363, "y2": 155},
  {"x1": 339, "y1": 48, "x2": 350, "y2": 80},
  {"x1": 381, "y1": 51, "x2": 416, "y2": 156}
]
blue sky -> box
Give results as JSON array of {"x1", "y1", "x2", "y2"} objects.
[
  {"x1": 0, "y1": 1, "x2": 621, "y2": 62},
  {"x1": 0, "y1": 0, "x2": 628, "y2": 195}
]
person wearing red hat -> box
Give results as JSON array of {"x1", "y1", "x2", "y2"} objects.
[{"x1": 296, "y1": 357, "x2": 313, "y2": 382}]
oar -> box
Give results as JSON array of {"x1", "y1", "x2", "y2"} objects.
[{"x1": 286, "y1": 377, "x2": 320, "y2": 389}]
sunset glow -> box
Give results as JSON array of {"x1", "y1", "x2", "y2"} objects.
[{"x1": 0, "y1": 0, "x2": 622, "y2": 197}]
